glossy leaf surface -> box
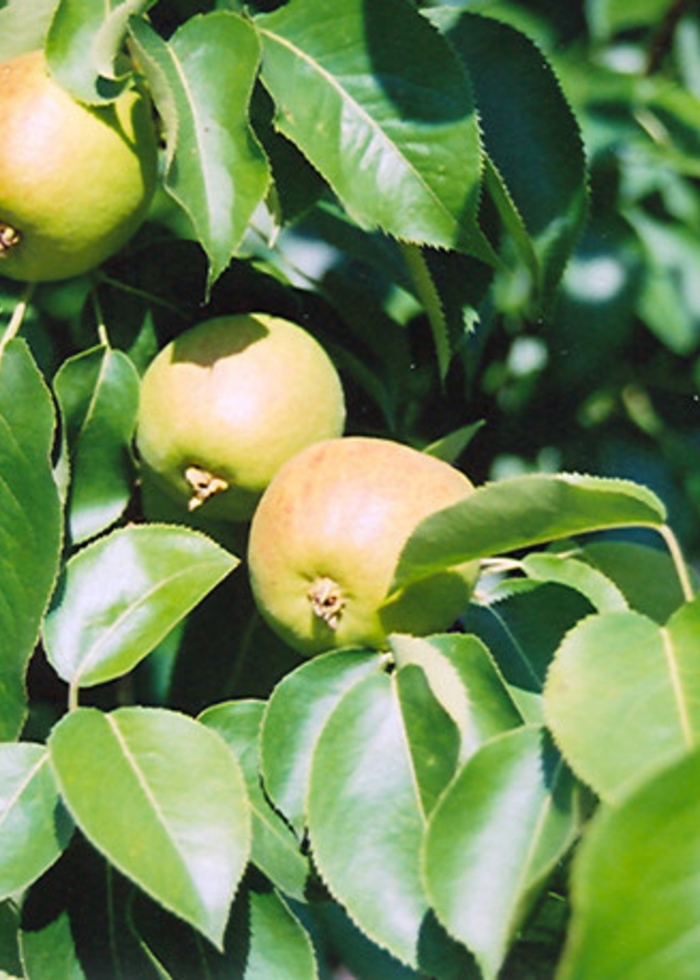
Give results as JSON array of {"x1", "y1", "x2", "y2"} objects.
[
  {"x1": 43, "y1": 523, "x2": 238, "y2": 688},
  {"x1": 260, "y1": 649, "x2": 383, "y2": 836},
  {"x1": 424, "y1": 726, "x2": 580, "y2": 979},
  {"x1": 544, "y1": 597, "x2": 700, "y2": 802},
  {"x1": 53, "y1": 344, "x2": 140, "y2": 544},
  {"x1": 390, "y1": 633, "x2": 523, "y2": 762},
  {"x1": 0, "y1": 743, "x2": 67, "y2": 900},
  {"x1": 130, "y1": 11, "x2": 270, "y2": 288},
  {"x1": 392, "y1": 473, "x2": 666, "y2": 591},
  {"x1": 0, "y1": 339, "x2": 62, "y2": 740},
  {"x1": 307, "y1": 670, "x2": 457, "y2": 968},
  {"x1": 49, "y1": 706, "x2": 250, "y2": 949},
  {"x1": 257, "y1": 0, "x2": 493, "y2": 261}
]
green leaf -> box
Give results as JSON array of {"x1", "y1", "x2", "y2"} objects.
[
  {"x1": 395, "y1": 663, "x2": 461, "y2": 817},
  {"x1": 0, "y1": 339, "x2": 62, "y2": 740},
  {"x1": 577, "y1": 539, "x2": 688, "y2": 623},
  {"x1": 544, "y1": 597, "x2": 700, "y2": 803},
  {"x1": 199, "y1": 699, "x2": 311, "y2": 902},
  {"x1": 521, "y1": 552, "x2": 629, "y2": 613},
  {"x1": 244, "y1": 888, "x2": 318, "y2": 979},
  {"x1": 423, "y1": 422, "x2": 485, "y2": 465},
  {"x1": 423, "y1": 726, "x2": 580, "y2": 980},
  {"x1": 586, "y1": 0, "x2": 671, "y2": 41},
  {"x1": 43, "y1": 523, "x2": 238, "y2": 689},
  {"x1": 47, "y1": 0, "x2": 157, "y2": 103},
  {"x1": 307, "y1": 671, "x2": 434, "y2": 968},
  {"x1": 0, "y1": 0, "x2": 56, "y2": 62},
  {"x1": 53, "y1": 344, "x2": 140, "y2": 544},
  {"x1": 628, "y1": 209, "x2": 700, "y2": 355},
  {"x1": 48, "y1": 706, "x2": 251, "y2": 950},
  {"x1": 20, "y1": 911, "x2": 86, "y2": 980},
  {"x1": 463, "y1": 582, "x2": 593, "y2": 724},
  {"x1": 430, "y1": 9, "x2": 588, "y2": 305},
  {"x1": 391, "y1": 473, "x2": 667, "y2": 592},
  {"x1": 390, "y1": 633, "x2": 523, "y2": 762},
  {"x1": 559, "y1": 746, "x2": 700, "y2": 980},
  {"x1": 129, "y1": 12, "x2": 270, "y2": 290},
  {"x1": 259, "y1": 649, "x2": 383, "y2": 836},
  {"x1": 257, "y1": 0, "x2": 495, "y2": 262},
  {"x1": 0, "y1": 743, "x2": 67, "y2": 900}
]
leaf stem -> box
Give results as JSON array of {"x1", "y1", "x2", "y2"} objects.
[
  {"x1": 659, "y1": 523, "x2": 695, "y2": 603},
  {"x1": 0, "y1": 283, "x2": 35, "y2": 354},
  {"x1": 68, "y1": 682, "x2": 80, "y2": 713}
]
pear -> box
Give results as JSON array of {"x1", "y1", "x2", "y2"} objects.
[
  {"x1": 247, "y1": 436, "x2": 478, "y2": 655},
  {"x1": 136, "y1": 314, "x2": 346, "y2": 522},
  {"x1": 0, "y1": 49, "x2": 158, "y2": 282}
]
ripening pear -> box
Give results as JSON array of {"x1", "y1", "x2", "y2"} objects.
[
  {"x1": 247, "y1": 436, "x2": 479, "y2": 656},
  {"x1": 0, "y1": 49, "x2": 158, "y2": 282}
]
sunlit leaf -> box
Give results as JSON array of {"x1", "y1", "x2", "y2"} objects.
[
  {"x1": 390, "y1": 633, "x2": 523, "y2": 762},
  {"x1": 544, "y1": 597, "x2": 700, "y2": 802},
  {"x1": 521, "y1": 552, "x2": 629, "y2": 613},
  {"x1": 43, "y1": 523, "x2": 238, "y2": 689},
  {"x1": 257, "y1": 0, "x2": 495, "y2": 262},
  {"x1": 259, "y1": 649, "x2": 383, "y2": 836},
  {"x1": 424, "y1": 726, "x2": 580, "y2": 979},
  {"x1": 53, "y1": 343, "x2": 140, "y2": 544},
  {"x1": 47, "y1": 0, "x2": 156, "y2": 103},
  {"x1": 0, "y1": 339, "x2": 62, "y2": 739},
  {"x1": 0, "y1": 743, "x2": 68, "y2": 900},
  {"x1": 130, "y1": 11, "x2": 270, "y2": 289},
  {"x1": 392, "y1": 473, "x2": 666, "y2": 592},
  {"x1": 307, "y1": 671, "x2": 437, "y2": 968},
  {"x1": 559, "y1": 746, "x2": 700, "y2": 979},
  {"x1": 49, "y1": 706, "x2": 251, "y2": 949},
  {"x1": 0, "y1": 0, "x2": 56, "y2": 62}
]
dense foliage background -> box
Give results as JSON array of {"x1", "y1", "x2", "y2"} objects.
[{"x1": 2, "y1": 0, "x2": 700, "y2": 978}]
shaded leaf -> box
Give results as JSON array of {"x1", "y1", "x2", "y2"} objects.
[
  {"x1": 257, "y1": 0, "x2": 495, "y2": 262},
  {"x1": 48, "y1": 706, "x2": 251, "y2": 950},
  {"x1": 0, "y1": 744, "x2": 67, "y2": 900},
  {"x1": 245, "y1": 888, "x2": 318, "y2": 979},
  {"x1": 307, "y1": 672, "x2": 431, "y2": 968},
  {"x1": 0, "y1": 339, "x2": 62, "y2": 740},
  {"x1": 544, "y1": 597, "x2": 700, "y2": 803},
  {"x1": 259, "y1": 649, "x2": 383, "y2": 836},
  {"x1": 392, "y1": 473, "x2": 666, "y2": 592},
  {"x1": 390, "y1": 633, "x2": 523, "y2": 762},
  {"x1": 130, "y1": 12, "x2": 270, "y2": 289},
  {"x1": 43, "y1": 523, "x2": 238, "y2": 689},
  {"x1": 200, "y1": 699, "x2": 310, "y2": 902},
  {"x1": 53, "y1": 344, "x2": 140, "y2": 544},
  {"x1": 424, "y1": 726, "x2": 580, "y2": 979},
  {"x1": 559, "y1": 746, "x2": 700, "y2": 979},
  {"x1": 430, "y1": 9, "x2": 588, "y2": 305},
  {"x1": 463, "y1": 582, "x2": 593, "y2": 724}
]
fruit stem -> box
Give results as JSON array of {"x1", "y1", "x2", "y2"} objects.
[
  {"x1": 0, "y1": 221, "x2": 21, "y2": 256},
  {"x1": 185, "y1": 465, "x2": 229, "y2": 510},
  {"x1": 0, "y1": 282, "x2": 35, "y2": 354},
  {"x1": 308, "y1": 576, "x2": 345, "y2": 629}
]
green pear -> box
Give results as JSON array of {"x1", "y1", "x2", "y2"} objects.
[
  {"x1": 0, "y1": 49, "x2": 158, "y2": 282},
  {"x1": 136, "y1": 314, "x2": 347, "y2": 522}
]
